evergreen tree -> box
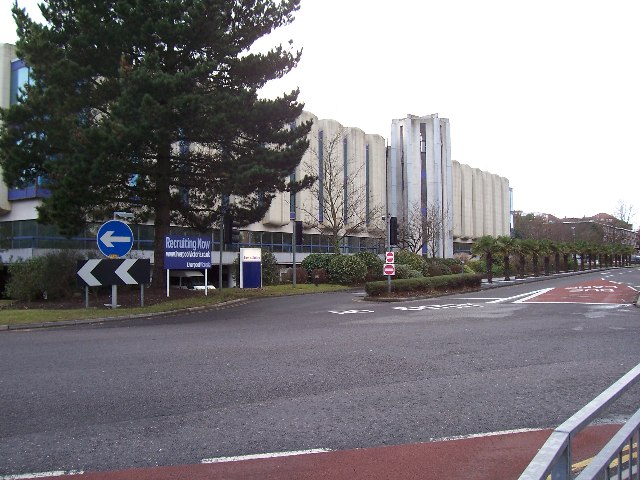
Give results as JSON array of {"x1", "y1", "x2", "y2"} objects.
[{"x1": 0, "y1": 0, "x2": 312, "y2": 286}]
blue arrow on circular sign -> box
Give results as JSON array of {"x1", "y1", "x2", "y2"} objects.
[{"x1": 97, "y1": 220, "x2": 134, "y2": 258}]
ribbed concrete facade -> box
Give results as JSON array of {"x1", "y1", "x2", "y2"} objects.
[
  {"x1": 452, "y1": 160, "x2": 510, "y2": 247},
  {"x1": 388, "y1": 114, "x2": 453, "y2": 257},
  {"x1": 255, "y1": 111, "x2": 387, "y2": 239}
]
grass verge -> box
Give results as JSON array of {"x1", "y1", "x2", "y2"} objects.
[{"x1": 0, "y1": 284, "x2": 350, "y2": 327}]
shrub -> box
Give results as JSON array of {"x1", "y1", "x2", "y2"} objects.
[
  {"x1": 406, "y1": 269, "x2": 423, "y2": 278},
  {"x1": 365, "y1": 273, "x2": 482, "y2": 297},
  {"x1": 395, "y1": 250, "x2": 425, "y2": 273},
  {"x1": 327, "y1": 254, "x2": 367, "y2": 285},
  {"x1": 394, "y1": 264, "x2": 412, "y2": 279},
  {"x1": 261, "y1": 251, "x2": 280, "y2": 286},
  {"x1": 466, "y1": 259, "x2": 485, "y2": 273},
  {"x1": 281, "y1": 267, "x2": 308, "y2": 284},
  {"x1": 443, "y1": 258, "x2": 464, "y2": 274},
  {"x1": 355, "y1": 251, "x2": 384, "y2": 282},
  {"x1": 311, "y1": 268, "x2": 328, "y2": 285},
  {"x1": 5, "y1": 250, "x2": 83, "y2": 301},
  {"x1": 424, "y1": 261, "x2": 452, "y2": 277},
  {"x1": 301, "y1": 253, "x2": 335, "y2": 277}
]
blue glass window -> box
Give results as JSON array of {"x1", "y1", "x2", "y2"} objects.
[{"x1": 10, "y1": 60, "x2": 31, "y2": 105}]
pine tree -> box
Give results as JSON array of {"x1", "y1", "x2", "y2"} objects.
[{"x1": 0, "y1": 0, "x2": 312, "y2": 286}]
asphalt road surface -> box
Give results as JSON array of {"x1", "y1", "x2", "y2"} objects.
[{"x1": 1, "y1": 268, "x2": 639, "y2": 478}]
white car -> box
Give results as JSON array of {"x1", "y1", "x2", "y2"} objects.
[{"x1": 170, "y1": 270, "x2": 216, "y2": 290}]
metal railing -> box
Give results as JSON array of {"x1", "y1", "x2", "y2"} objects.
[{"x1": 519, "y1": 363, "x2": 640, "y2": 480}]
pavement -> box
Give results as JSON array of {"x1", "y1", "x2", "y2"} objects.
[{"x1": 35, "y1": 424, "x2": 623, "y2": 480}]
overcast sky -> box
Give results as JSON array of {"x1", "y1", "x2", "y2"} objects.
[{"x1": 2, "y1": 0, "x2": 639, "y2": 226}]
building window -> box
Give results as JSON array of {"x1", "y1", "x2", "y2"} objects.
[
  {"x1": 318, "y1": 130, "x2": 324, "y2": 223},
  {"x1": 343, "y1": 137, "x2": 348, "y2": 223},
  {"x1": 10, "y1": 60, "x2": 31, "y2": 105},
  {"x1": 365, "y1": 144, "x2": 370, "y2": 225}
]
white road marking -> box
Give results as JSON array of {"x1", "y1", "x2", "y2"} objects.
[
  {"x1": 329, "y1": 309, "x2": 374, "y2": 315},
  {"x1": 393, "y1": 303, "x2": 482, "y2": 311},
  {"x1": 0, "y1": 471, "x2": 84, "y2": 479},
  {"x1": 429, "y1": 427, "x2": 545, "y2": 443},
  {"x1": 202, "y1": 448, "x2": 331, "y2": 464},
  {"x1": 487, "y1": 289, "x2": 551, "y2": 304},
  {"x1": 513, "y1": 288, "x2": 555, "y2": 303}
]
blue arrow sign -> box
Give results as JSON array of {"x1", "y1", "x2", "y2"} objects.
[{"x1": 97, "y1": 220, "x2": 134, "y2": 258}]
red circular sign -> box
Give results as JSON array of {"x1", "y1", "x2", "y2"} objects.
[
  {"x1": 385, "y1": 252, "x2": 395, "y2": 263},
  {"x1": 383, "y1": 264, "x2": 396, "y2": 275}
]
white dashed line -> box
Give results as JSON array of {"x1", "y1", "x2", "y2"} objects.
[
  {"x1": 202, "y1": 448, "x2": 331, "y2": 464},
  {"x1": 0, "y1": 471, "x2": 84, "y2": 479}
]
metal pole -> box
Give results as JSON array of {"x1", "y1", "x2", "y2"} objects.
[
  {"x1": 166, "y1": 269, "x2": 170, "y2": 297},
  {"x1": 385, "y1": 143, "x2": 391, "y2": 295},
  {"x1": 292, "y1": 219, "x2": 297, "y2": 288},
  {"x1": 219, "y1": 217, "x2": 224, "y2": 290},
  {"x1": 140, "y1": 284, "x2": 144, "y2": 307},
  {"x1": 387, "y1": 215, "x2": 391, "y2": 295},
  {"x1": 85, "y1": 286, "x2": 89, "y2": 308},
  {"x1": 111, "y1": 284, "x2": 118, "y2": 309}
]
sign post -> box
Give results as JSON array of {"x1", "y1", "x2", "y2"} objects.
[
  {"x1": 384, "y1": 250, "x2": 395, "y2": 294},
  {"x1": 96, "y1": 220, "x2": 135, "y2": 308},
  {"x1": 77, "y1": 259, "x2": 150, "y2": 308}
]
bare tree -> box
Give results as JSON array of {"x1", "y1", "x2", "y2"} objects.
[
  {"x1": 300, "y1": 128, "x2": 383, "y2": 253},
  {"x1": 615, "y1": 200, "x2": 635, "y2": 228},
  {"x1": 398, "y1": 201, "x2": 450, "y2": 257},
  {"x1": 424, "y1": 201, "x2": 450, "y2": 258}
]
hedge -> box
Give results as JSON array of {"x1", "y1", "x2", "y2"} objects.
[{"x1": 365, "y1": 273, "x2": 482, "y2": 297}]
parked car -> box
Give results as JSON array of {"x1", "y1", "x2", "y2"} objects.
[
  {"x1": 169, "y1": 270, "x2": 216, "y2": 290},
  {"x1": 631, "y1": 255, "x2": 640, "y2": 265}
]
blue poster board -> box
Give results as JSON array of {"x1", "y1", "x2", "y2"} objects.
[
  {"x1": 164, "y1": 236, "x2": 212, "y2": 269},
  {"x1": 240, "y1": 248, "x2": 262, "y2": 289}
]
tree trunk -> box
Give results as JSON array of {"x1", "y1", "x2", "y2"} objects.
[
  {"x1": 503, "y1": 255, "x2": 510, "y2": 281},
  {"x1": 486, "y1": 253, "x2": 493, "y2": 283},
  {"x1": 544, "y1": 256, "x2": 550, "y2": 276},
  {"x1": 151, "y1": 141, "x2": 172, "y2": 289}
]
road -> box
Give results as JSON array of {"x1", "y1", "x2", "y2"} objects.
[{"x1": 1, "y1": 268, "x2": 639, "y2": 478}]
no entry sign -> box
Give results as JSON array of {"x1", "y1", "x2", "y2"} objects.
[{"x1": 383, "y1": 263, "x2": 396, "y2": 276}]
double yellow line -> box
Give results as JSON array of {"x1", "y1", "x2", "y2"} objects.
[{"x1": 569, "y1": 441, "x2": 638, "y2": 476}]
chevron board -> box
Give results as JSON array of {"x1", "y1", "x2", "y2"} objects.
[{"x1": 77, "y1": 259, "x2": 151, "y2": 287}]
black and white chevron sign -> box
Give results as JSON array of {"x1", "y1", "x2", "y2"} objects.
[{"x1": 77, "y1": 259, "x2": 151, "y2": 287}]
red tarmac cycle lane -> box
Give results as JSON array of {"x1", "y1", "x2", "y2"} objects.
[
  {"x1": 44, "y1": 424, "x2": 622, "y2": 480},
  {"x1": 523, "y1": 280, "x2": 638, "y2": 304}
]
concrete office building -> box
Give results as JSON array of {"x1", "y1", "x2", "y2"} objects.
[
  {"x1": 388, "y1": 114, "x2": 511, "y2": 257},
  {"x1": 388, "y1": 114, "x2": 454, "y2": 257},
  {"x1": 0, "y1": 43, "x2": 511, "y2": 273}
]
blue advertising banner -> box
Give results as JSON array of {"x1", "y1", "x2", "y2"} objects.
[{"x1": 164, "y1": 236, "x2": 212, "y2": 269}]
